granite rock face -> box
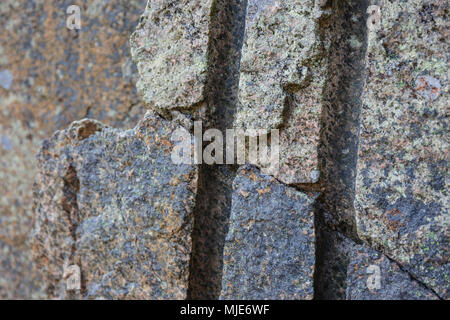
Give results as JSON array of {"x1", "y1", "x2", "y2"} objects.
[
  {"x1": 33, "y1": 113, "x2": 197, "y2": 299},
  {"x1": 355, "y1": 0, "x2": 449, "y2": 298},
  {"x1": 346, "y1": 239, "x2": 438, "y2": 300},
  {"x1": 130, "y1": 0, "x2": 213, "y2": 117},
  {"x1": 234, "y1": 0, "x2": 329, "y2": 184},
  {"x1": 0, "y1": 0, "x2": 448, "y2": 301},
  {"x1": 315, "y1": 227, "x2": 438, "y2": 300},
  {"x1": 220, "y1": 166, "x2": 316, "y2": 300},
  {"x1": 0, "y1": 0, "x2": 145, "y2": 299}
]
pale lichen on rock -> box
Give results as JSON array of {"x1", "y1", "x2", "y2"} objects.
[
  {"x1": 234, "y1": 0, "x2": 330, "y2": 184},
  {"x1": 355, "y1": 0, "x2": 449, "y2": 298},
  {"x1": 130, "y1": 0, "x2": 214, "y2": 116}
]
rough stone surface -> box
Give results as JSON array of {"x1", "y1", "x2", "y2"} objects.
[
  {"x1": 189, "y1": 165, "x2": 237, "y2": 299},
  {"x1": 220, "y1": 165, "x2": 316, "y2": 300},
  {"x1": 355, "y1": 0, "x2": 449, "y2": 298},
  {"x1": 0, "y1": 70, "x2": 13, "y2": 90},
  {"x1": 1, "y1": 0, "x2": 448, "y2": 301},
  {"x1": 33, "y1": 113, "x2": 197, "y2": 299},
  {"x1": 234, "y1": 0, "x2": 329, "y2": 184},
  {"x1": 130, "y1": 0, "x2": 213, "y2": 116},
  {"x1": 315, "y1": 227, "x2": 438, "y2": 300},
  {"x1": 0, "y1": 242, "x2": 45, "y2": 299},
  {"x1": 346, "y1": 238, "x2": 439, "y2": 300},
  {"x1": 0, "y1": 0, "x2": 146, "y2": 299}
]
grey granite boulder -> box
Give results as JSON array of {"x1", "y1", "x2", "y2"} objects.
[
  {"x1": 33, "y1": 112, "x2": 197, "y2": 299},
  {"x1": 355, "y1": 0, "x2": 449, "y2": 298},
  {"x1": 220, "y1": 165, "x2": 316, "y2": 299}
]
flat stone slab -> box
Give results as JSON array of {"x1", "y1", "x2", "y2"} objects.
[
  {"x1": 220, "y1": 165, "x2": 316, "y2": 299},
  {"x1": 131, "y1": 0, "x2": 214, "y2": 113},
  {"x1": 234, "y1": 0, "x2": 328, "y2": 184},
  {"x1": 355, "y1": 0, "x2": 449, "y2": 298},
  {"x1": 33, "y1": 112, "x2": 197, "y2": 299}
]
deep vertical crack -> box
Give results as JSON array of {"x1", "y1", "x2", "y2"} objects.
[
  {"x1": 62, "y1": 165, "x2": 80, "y2": 261},
  {"x1": 61, "y1": 164, "x2": 86, "y2": 298},
  {"x1": 187, "y1": 0, "x2": 247, "y2": 299},
  {"x1": 314, "y1": 0, "x2": 370, "y2": 300}
]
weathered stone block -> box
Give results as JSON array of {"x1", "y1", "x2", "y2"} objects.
[
  {"x1": 355, "y1": 0, "x2": 449, "y2": 298},
  {"x1": 130, "y1": 0, "x2": 214, "y2": 114},
  {"x1": 234, "y1": 0, "x2": 328, "y2": 184},
  {"x1": 220, "y1": 165, "x2": 316, "y2": 299},
  {"x1": 33, "y1": 112, "x2": 197, "y2": 299}
]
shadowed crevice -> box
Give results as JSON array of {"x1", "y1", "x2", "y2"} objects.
[
  {"x1": 314, "y1": 0, "x2": 370, "y2": 300},
  {"x1": 61, "y1": 164, "x2": 86, "y2": 298},
  {"x1": 187, "y1": 0, "x2": 247, "y2": 299}
]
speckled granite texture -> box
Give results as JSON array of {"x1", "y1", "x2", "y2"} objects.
[
  {"x1": 33, "y1": 113, "x2": 197, "y2": 299},
  {"x1": 346, "y1": 238, "x2": 439, "y2": 300},
  {"x1": 0, "y1": 0, "x2": 146, "y2": 299},
  {"x1": 234, "y1": 0, "x2": 329, "y2": 184},
  {"x1": 355, "y1": 0, "x2": 449, "y2": 298},
  {"x1": 187, "y1": 0, "x2": 246, "y2": 300},
  {"x1": 314, "y1": 227, "x2": 439, "y2": 300},
  {"x1": 317, "y1": 0, "x2": 369, "y2": 236},
  {"x1": 130, "y1": 0, "x2": 213, "y2": 118},
  {"x1": 220, "y1": 165, "x2": 316, "y2": 299},
  {"x1": 0, "y1": 0, "x2": 447, "y2": 300}
]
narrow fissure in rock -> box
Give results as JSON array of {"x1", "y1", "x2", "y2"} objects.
[
  {"x1": 187, "y1": 0, "x2": 247, "y2": 299},
  {"x1": 61, "y1": 164, "x2": 85, "y2": 298},
  {"x1": 314, "y1": 0, "x2": 370, "y2": 300},
  {"x1": 62, "y1": 165, "x2": 80, "y2": 260},
  {"x1": 383, "y1": 254, "x2": 443, "y2": 300}
]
